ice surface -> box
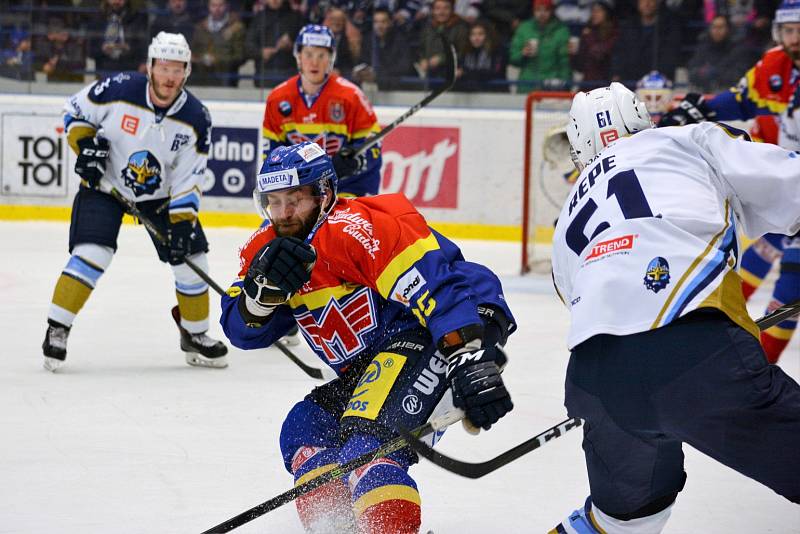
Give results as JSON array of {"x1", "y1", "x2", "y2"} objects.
[{"x1": 1, "y1": 221, "x2": 797, "y2": 533}]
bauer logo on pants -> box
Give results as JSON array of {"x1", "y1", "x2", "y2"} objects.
[{"x1": 381, "y1": 126, "x2": 459, "y2": 208}]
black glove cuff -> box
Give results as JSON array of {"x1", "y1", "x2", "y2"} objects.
[
  {"x1": 437, "y1": 323, "x2": 485, "y2": 357},
  {"x1": 478, "y1": 304, "x2": 512, "y2": 348},
  {"x1": 237, "y1": 293, "x2": 274, "y2": 328}
]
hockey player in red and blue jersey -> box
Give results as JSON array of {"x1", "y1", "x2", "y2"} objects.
[
  {"x1": 220, "y1": 142, "x2": 515, "y2": 533},
  {"x1": 659, "y1": 0, "x2": 800, "y2": 363},
  {"x1": 261, "y1": 25, "x2": 382, "y2": 198}
]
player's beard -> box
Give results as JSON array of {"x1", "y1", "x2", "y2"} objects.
[
  {"x1": 272, "y1": 206, "x2": 321, "y2": 239},
  {"x1": 152, "y1": 79, "x2": 181, "y2": 105}
]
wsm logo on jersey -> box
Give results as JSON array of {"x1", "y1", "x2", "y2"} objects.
[
  {"x1": 644, "y1": 257, "x2": 671, "y2": 293},
  {"x1": 122, "y1": 150, "x2": 162, "y2": 196}
]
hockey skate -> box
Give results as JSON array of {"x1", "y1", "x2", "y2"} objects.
[
  {"x1": 181, "y1": 331, "x2": 229, "y2": 368},
  {"x1": 171, "y1": 306, "x2": 228, "y2": 368},
  {"x1": 42, "y1": 320, "x2": 70, "y2": 372}
]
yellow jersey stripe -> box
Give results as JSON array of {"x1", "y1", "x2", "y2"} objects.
[
  {"x1": 289, "y1": 283, "x2": 358, "y2": 310},
  {"x1": 375, "y1": 234, "x2": 440, "y2": 298}
]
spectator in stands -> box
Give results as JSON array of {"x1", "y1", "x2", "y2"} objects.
[
  {"x1": 610, "y1": 0, "x2": 681, "y2": 84},
  {"x1": 509, "y1": 0, "x2": 571, "y2": 91},
  {"x1": 323, "y1": 6, "x2": 361, "y2": 76},
  {"x1": 191, "y1": 0, "x2": 245, "y2": 86},
  {"x1": 0, "y1": 27, "x2": 33, "y2": 81},
  {"x1": 245, "y1": 0, "x2": 302, "y2": 87},
  {"x1": 36, "y1": 16, "x2": 87, "y2": 82},
  {"x1": 150, "y1": 0, "x2": 196, "y2": 42},
  {"x1": 90, "y1": 0, "x2": 148, "y2": 75},
  {"x1": 555, "y1": 0, "x2": 592, "y2": 35},
  {"x1": 477, "y1": 0, "x2": 530, "y2": 45},
  {"x1": 417, "y1": 0, "x2": 470, "y2": 80},
  {"x1": 372, "y1": 0, "x2": 425, "y2": 31},
  {"x1": 573, "y1": 0, "x2": 617, "y2": 87},
  {"x1": 687, "y1": 14, "x2": 754, "y2": 93},
  {"x1": 353, "y1": 7, "x2": 417, "y2": 89},
  {"x1": 455, "y1": 0, "x2": 483, "y2": 23},
  {"x1": 456, "y1": 19, "x2": 506, "y2": 91}
]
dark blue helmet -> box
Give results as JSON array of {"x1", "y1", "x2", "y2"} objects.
[
  {"x1": 774, "y1": 0, "x2": 800, "y2": 42},
  {"x1": 293, "y1": 24, "x2": 336, "y2": 67},
  {"x1": 253, "y1": 142, "x2": 338, "y2": 223}
]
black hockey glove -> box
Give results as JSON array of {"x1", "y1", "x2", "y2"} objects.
[
  {"x1": 245, "y1": 237, "x2": 316, "y2": 297},
  {"x1": 74, "y1": 136, "x2": 110, "y2": 188},
  {"x1": 658, "y1": 93, "x2": 717, "y2": 127},
  {"x1": 332, "y1": 146, "x2": 366, "y2": 179},
  {"x1": 167, "y1": 220, "x2": 195, "y2": 265},
  {"x1": 446, "y1": 344, "x2": 513, "y2": 431}
]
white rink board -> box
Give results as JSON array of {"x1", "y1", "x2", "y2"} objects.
[
  {"x1": 0, "y1": 221, "x2": 798, "y2": 533},
  {"x1": 0, "y1": 94, "x2": 525, "y2": 229}
]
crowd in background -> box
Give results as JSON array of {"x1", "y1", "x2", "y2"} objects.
[{"x1": 0, "y1": 0, "x2": 783, "y2": 93}]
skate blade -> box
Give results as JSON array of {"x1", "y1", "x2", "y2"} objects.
[
  {"x1": 43, "y1": 357, "x2": 63, "y2": 372},
  {"x1": 185, "y1": 352, "x2": 228, "y2": 369}
]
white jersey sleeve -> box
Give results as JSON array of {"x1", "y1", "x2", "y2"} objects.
[
  {"x1": 695, "y1": 122, "x2": 800, "y2": 239},
  {"x1": 552, "y1": 123, "x2": 800, "y2": 349}
]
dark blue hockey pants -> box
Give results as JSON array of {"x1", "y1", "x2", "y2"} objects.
[{"x1": 565, "y1": 309, "x2": 800, "y2": 517}]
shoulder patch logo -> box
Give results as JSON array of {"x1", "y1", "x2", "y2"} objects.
[
  {"x1": 121, "y1": 114, "x2": 139, "y2": 135},
  {"x1": 390, "y1": 267, "x2": 426, "y2": 306}
]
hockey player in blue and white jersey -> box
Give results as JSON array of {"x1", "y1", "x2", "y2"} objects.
[
  {"x1": 550, "y1": 83, "x2": 800, "y2": 533},
  {"x1": 42, "y1": 32, "x2": 228, "y2": 371}
]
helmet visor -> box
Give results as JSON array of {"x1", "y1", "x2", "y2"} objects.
[{"x1": 253, "y1": 185, "x2": 324, "y2": 238}]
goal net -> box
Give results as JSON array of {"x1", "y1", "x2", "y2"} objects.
[{"x1": 521, "y1": 91, "x2": 574, "y2": 275}]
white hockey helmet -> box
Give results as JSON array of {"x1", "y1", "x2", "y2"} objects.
[
  {"x1": 148, "y1": 32, "x2": 192, "y2": 81},
  {"x1": 566, "y1": 82, "x2": 653, "y2": 169},
  {"x1": 773, "y1": 0, "x2": 800, "y2": 45}
]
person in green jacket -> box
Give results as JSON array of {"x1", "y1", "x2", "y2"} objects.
[{"x1": 509, "y1": 0, "x2": 571, "y2": 92}]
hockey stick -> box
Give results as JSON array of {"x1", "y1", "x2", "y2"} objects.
[
  {"x1": 399, "y1": 300, "x2": 800, "y2": 479},
  {"x1": 200, "y1": 409, "x2": 464, "y2": 533},
  {"x1": 346, "y1": 35, "x2": 457, "y2": 159},
  {"x1": 105, "y1": 185, "x2": 324, "y2": 380}
]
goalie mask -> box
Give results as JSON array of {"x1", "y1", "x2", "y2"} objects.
[
  {"x1": 636, "y1": 71, "x2": 673, "y2": 120},
  {"x1": 566, "y1": 82, "x2": 653, "y2": 170},
  {"x1": 148, "y1": 32, "x2": 191, "y2": 82},
  {"x1": 254, "y1": 142, "x2": 338, "y2": 239}
]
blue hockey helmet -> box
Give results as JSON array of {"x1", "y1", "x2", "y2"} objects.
[
  {"x1": 293, "y1": 24, "x2": 337, "y2": 68},
  {"x1": 774, "y1": 0, "x2": 800, "y2": 43},
  {"x1": 253, "y1": 142, "x2": 338, "y2": 233}
]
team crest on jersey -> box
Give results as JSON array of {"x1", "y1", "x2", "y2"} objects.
[
  {"x1": 295, "y1": 286, "x2": 378, "y2": 364},
  {"x1": 769, "y1": 74, "x2": 783, "y2": 92},
  {"x1": 328, "y1": 101, "x2": 344, "y2": 123},
  {"x1": 286, "y1": 132, "x2": 343, "y2": 155},
  {"x1": 122, "y1": 150, "x2": 162, "y2": 196},
  {"x1": 644, "y1": 257, "x2": 670, "y2": 293},
  {"x1": 279, "y1": 100, "x2": 292, "y2": 117}
]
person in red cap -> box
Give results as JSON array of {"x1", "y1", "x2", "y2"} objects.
[{"x1": 509, "y1": 0, "x2": 571, "y2": 92}]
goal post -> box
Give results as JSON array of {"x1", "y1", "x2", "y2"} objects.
[{"x1": 521, "y1": 91, "x2": 574, "y2": 275}]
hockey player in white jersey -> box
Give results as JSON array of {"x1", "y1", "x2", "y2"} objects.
[
  {"x1": 550, "y1": 83, "x2": 800, "y2": 533},
  {"x1": 42, "y1": 32, "x2": 228, "y2": 371}
]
